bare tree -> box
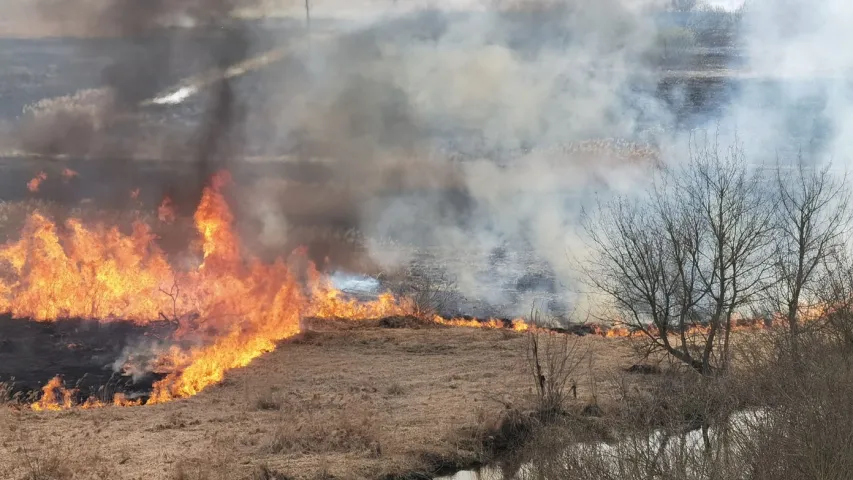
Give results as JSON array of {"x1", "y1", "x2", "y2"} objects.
[
  {"x1": 687, "y1": 139, "x2": 776, "y2": 372},
  {"x1": 817, "y1": 249, "x2": 853, "y2": 350},
  {"x1": 583, "y1": 189, "x2": 707, "y2": 372},
  {"x1": 584, "y1": 138, "x2": 774, "y2": 374},
  {"x1": 768, "y1": 158, "x2": 851, "y2": 358}
]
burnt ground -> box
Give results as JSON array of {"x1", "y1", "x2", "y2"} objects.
[
  {"x1": 0, "y1": 324, "x2": 641, "y2": 480},
  {"x1": 0, "y1": 315, "x2": 172, "y2": 400}
]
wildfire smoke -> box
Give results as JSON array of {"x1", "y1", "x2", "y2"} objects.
[{"x1": 5, "y1": 170, "x2": 821, "y2": 412}]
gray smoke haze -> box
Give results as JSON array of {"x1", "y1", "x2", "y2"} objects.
[
  {"x1": 718, "y1": 1, "x2": 853, "y2": 167},
  {"x1": 10, "y1": 0, "x2": 257, "y2": 216},
  {"x1": 243, "y1": 1, "x2": 672, "y2": 316},
  {"x1": 15, "y1": 0, "x2": 852, "y2": 318},
  {"x1": 5, "y1": 0, "x2": 675, "y2": 318}
]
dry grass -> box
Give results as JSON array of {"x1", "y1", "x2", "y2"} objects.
[
  {"x1": 0, "y1": 326, "x2": 637, "y2": 479},
  {"x1": 498, "y1": 328, "x2": 853, "y2": 480}
]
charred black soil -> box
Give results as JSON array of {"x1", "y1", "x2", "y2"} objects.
[{"x1": 0, "y1": 315, "x2": 171, "y2": 399}]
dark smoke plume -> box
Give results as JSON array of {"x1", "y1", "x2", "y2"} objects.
[{"x1": 16, "y1": 0, "x2": 256, "y2": 215}]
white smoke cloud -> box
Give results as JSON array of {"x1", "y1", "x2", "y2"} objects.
[{"x1": 215, "y1": 1, "x2": 676, "y2": 317}]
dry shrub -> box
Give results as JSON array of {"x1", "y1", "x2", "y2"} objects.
[
  {"x1": 171, "y1": 461, "x2": 229, "y2": 480},
  {"x1": 264, "y1": 407, "x2": 379, "y2": 455},
  {"x1": 482, "y1": 408, "x2": 540, "y2": 456},
  {"x1": 251, "y1": 464, "x2": 291, "y2": 480},
  {"x1": 254, "y1": 391, "x2": 281, "y2": 411},
  {"x1": 513, "y1": 327, "x2": 853, "y2": 480},
  {"x1": 0, "y1": 381, "x2": 15, "y2": 406},
  {"x1": 377, "y1": 315, "x2": 437, "y2": 329},
  {"x1": 385, "y1": 265, "x2": 458, "y2": 318},
  {"x1": 167, "y1": 448, "x2": 260, "y2": 480},
  {"x1": 526, "y1": 313, "x2": 587, "y2": 418},
  {"x1": 730, "y1": 330, "x2": 853, "y2": 480},
  {"x1": 6, "y1": 433, "x2": 125, "y2": 480},
  {"x1": 385, "y1": 382, "x2": 405, "y2": 396},
  {"x1": 18, "y1": 455, "x2": 70, "y2": 480},
  {"x1": 17, "y1": 89, "x2": 114, "y2": 156}
]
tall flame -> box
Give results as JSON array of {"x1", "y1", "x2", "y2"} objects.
[
  {"x1": 11, "y1": 170, "x2": 817, "y2": 412},
  {"x1": 2, "y1": 171, "x2": 415, "y2": 410}
]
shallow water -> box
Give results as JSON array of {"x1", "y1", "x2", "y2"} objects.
[
  {"x1": 436, "y1": 408, "x2": 770, "y2": 480},
  {"x1": 434, "y1": 466, "x2": 503, "y2": 480}
]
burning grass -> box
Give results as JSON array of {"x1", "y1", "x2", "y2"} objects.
[
  {"x1": 0, "y1": 167, "x2": 819, "y2": 478},
  {"x1": 0, "y1": 171, "x2": 418, "y2": 410}
]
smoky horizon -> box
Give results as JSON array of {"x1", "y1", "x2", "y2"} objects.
[{"x1": 0, "y1": 0, "x2": 845, "y2": 319}]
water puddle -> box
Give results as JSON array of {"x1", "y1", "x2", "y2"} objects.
[
  {"x1": 434, "y1": 466, "x2": 503, "y2": 480},
  {"x1": 436, "y1": 408, "x2": 769, "y2": 480}
]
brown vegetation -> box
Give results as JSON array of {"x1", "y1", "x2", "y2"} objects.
[
  {"x1": 0, "y1": 324, "x2": 638, "y2": 480},
  {"x1": 509, "y1": 326, "x2": 853, "y2": 480}
]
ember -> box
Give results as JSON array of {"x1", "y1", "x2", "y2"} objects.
[
  {"x1": 61, "y1": 168, "x2": 79, "y2": 181},
  {"x1": 158, "y1": 196, "x2": 176, "y2": 224},
  {"x1": 27, "y1": 171, "x2": 47, "y2": 192}
]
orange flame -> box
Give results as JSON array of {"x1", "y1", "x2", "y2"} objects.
[
  {"x1": 17, "y1": 169, "x2": 824, "y2": 412},
  {"x1": 15, "y1": 171, "x2": 418, "y2": 410},
  {"x1": 432, "y1": 315, "x2": 531, "y2": 331},
  {"x1": 30, "y1": 376, "x2": 74, "y2": 411},
  {"x1": 27, "y1": 172, "x2": 47, "y2": 192}
]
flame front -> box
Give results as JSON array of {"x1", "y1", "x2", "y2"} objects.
[
  {"x1": 5, "y1": 171, "x2": 416, "y2": 410},
  {"x1": 30, "y1": 376, "x2": 73, "y2": 411},
  {"x1": 10, "y1": 170, "x2": 815, "y2": 412}
]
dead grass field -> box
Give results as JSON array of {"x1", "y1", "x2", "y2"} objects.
[{"x1": 0, "y1": 324, "x2": 638, "y2": 480}]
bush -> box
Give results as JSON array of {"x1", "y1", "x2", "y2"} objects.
[
  {"x1": 526, "y1": 312, "x2": 587, "y2": 418},
  {"x1": 511, "y1": 326, "x2": 853, "y2": 480}
]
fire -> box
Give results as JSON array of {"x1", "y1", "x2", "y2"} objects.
[
  {"x1": 27, "y1": 171, "x2": 47, "y2": 192},
  {"x1": 158, "y1": 196, "x2": 176, "y2": 224},
  {"x1": 13, "y1": 168, "x2": 827, "y2": 412},
  {"x1": 9, "y1": 171, "x2": 417, "y2": 411},
  {"x1": 432, "y1": 315, "x2": 531, "y2": 332},
  {"x1": 0, "y1": 213, "x2": 170, "y2": 321},
  {"x1": 511, "y1": 319, "x2": 530, "y2": 332},
  {"x1": 30, "y1": 377, "x2": 144, "y2": 410},
  {"x1": 194, "y1": 171, "x2": 239, "y2": 268},
  {"x1": 61, "y1": 168, "x2": 79, "y2": 181},
  {"x1": 30, "y1": 376, "x2": 73, "y2": 412},
  {"x1": 309, "y1": 287, "x2": 414, "y2": 320},
  {"x1": 604, "y1": 325, "x2": 632, "y2": 338}
]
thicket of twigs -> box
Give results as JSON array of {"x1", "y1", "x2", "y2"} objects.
[{"x1": 511, "y1": 138, "x2": 853, "y2": 479}]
